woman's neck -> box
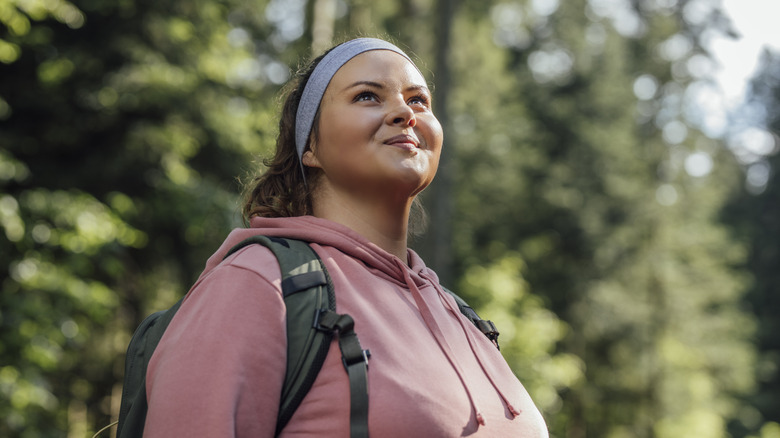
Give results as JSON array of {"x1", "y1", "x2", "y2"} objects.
[{"x1": 311, "y1": 189, "x2": 412, "y2": 262}]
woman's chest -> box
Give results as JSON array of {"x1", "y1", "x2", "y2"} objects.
[{"x1": 280, "y1": 281, "x2": 548, "y2": 437}]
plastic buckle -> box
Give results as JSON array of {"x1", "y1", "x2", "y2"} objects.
[
  {"x1": 362, "y1": 349, "x2": 371, "y2": 368},
  {"x1": 313, "y1": 308, "x2": 337, "y2": 331},
  {"x1": 343, "y1": 349, "x2": 371, "y2": 370}
]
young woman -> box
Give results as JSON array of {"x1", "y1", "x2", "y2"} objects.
[{"x1": 143, "y1": 38, "x2": 548, "y2": 437}]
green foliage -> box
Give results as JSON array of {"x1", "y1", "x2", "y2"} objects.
[
  {"x1": 0, "y1": 0, "x2": 85, "y2": 64},
  {"x1": 0, "y1": 0, "x2": 286, "y2": 435},
  {"x1": 723, "y1": 49, "x2": 780, "y2": 435},
  {"x1": 460, "y1": 254, "x2": 584, "y2": 418},
  {"x1": 751, "y1": 422, "x2": 780, "y2": 438},
  {"x1": 442, "y1": 0, "x2": 760, "y2": 436}
]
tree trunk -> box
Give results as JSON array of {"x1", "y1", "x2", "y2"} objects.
[
  {"x1": 424, "y1": 0, "x2": 457, "y2": 285},
  {"x1": 311, "y1": 0, "x2": 337, "y2": 55}
]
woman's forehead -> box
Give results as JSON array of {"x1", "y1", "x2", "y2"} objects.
[{"x1": 328, "y1": 50, "x2": 427, "y2": 90}]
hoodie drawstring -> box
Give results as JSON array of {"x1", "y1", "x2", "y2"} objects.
[
  {"x1": 394, "y1": 259, "x2": 487, "y2": 427},
  {"x1": 428, "y1": 275, "x2": 522, "y2": 419}
]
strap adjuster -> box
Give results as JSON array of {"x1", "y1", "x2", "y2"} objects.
[
  {"x1": 343, "y1": 348, "x2": 371, "y2": 369},
  {"x1": 476, "y1": 319, "x2": 500, "y2": 350},
  {"x1": 313, "y1": 308, "x2": 340, "y2": 331},
  {"x1": 313, "y1": 310, "x2": 370, "y2": 437},
  {"x1": 313, "y1": 309, "x2": 371, "y2": 369}
]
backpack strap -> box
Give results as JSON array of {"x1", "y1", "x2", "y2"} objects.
[
  {"x1": 442, "y1": 287, "x2": 501, "y2": 350},
  {"x1": 316, "y1": 310, "x2": 371, "y2": 437},
  {"x1": 225, "y1": 236, "x2": 370, "y2": 438}
]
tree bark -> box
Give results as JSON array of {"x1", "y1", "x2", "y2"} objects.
[
  {"x1": 425, "y1": 0, "x2": 457, "y2": 285},
  {"x1": 311, "y1": 0, "x2": 336, "y2": 55}
]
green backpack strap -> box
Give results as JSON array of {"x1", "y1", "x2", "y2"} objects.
[
  {"x1": 442, "y1": 287, "x2": 501, "y2": 350},
  {"x1": 315, "y1": 309, "x2": 371, "y2": 437},
  {"x1": 224, "y1": 236, "x2": 370, "y2": 438}
]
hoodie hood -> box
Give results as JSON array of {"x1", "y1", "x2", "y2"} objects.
[{"x1": 199, "y1": 215, "x2": 432, "y2": 288}]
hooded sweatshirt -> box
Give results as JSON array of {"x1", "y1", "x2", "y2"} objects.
[{"x1": 144, "y1": 216, "x2": 549, "y2": 437}]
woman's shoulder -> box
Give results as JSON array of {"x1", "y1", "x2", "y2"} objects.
[
  {"x1": 186, "y1": 242, "x2": 284, "y2": 306},
  {"x1": 221, "y1": 242, "x2": 284, "y2": 278}
]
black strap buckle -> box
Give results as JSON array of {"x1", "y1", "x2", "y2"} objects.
[
  {"x1": 476, "y1": 319, "x2": 500, "y2": 350},
  {"x1": 343, "y1": 348, "x2": 371, "y2": 370},
  {"x1": 313, "y1": 308, "x2": 340, "y2": 331}
]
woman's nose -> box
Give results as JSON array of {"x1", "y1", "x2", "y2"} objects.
[{"x1": 387, "y1": 101, "x2": 416, "y2": 127}]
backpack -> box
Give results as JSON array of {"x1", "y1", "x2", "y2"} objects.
[{"x1": 108, "y1": 236, "x2": 499, "y2": 438}]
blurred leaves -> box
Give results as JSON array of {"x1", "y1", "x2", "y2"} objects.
[
  {"x1": 460, "y1": 254, "x2": 584, "y2": 415},
  {"x1": 0, "y1": 0, "x2": 281, "y2": 435},
  {"x1": 0, "y1": 0, "x2": 84, "y2": 64}
]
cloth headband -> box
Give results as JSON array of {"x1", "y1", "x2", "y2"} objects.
[{"x1": 295, "y1": 38, "x2": 415, "y2": 177}]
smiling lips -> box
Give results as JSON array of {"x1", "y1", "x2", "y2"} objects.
[{"x1": 384, "y1": 134, "x2": 420, "y2": 151}]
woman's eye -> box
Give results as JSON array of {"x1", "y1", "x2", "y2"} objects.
[
  {"x1": 354, "y1": 91, "x2": 378, "y2": 102},
  {"x1": 408, "y1": 95, "x2": 430, "y2": 107}
]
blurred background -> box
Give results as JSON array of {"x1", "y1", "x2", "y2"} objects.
[{"x1": 1, "y1": 0, "x2": 779, "y2": 436}]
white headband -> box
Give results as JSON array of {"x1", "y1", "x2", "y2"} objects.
[{"x1": 294, "y1": 38, "x2": 415, "y2": 178}]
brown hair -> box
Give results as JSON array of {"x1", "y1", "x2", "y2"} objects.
[{"x1": 241, "y1": 49, "x2": 331, "y2": 222}]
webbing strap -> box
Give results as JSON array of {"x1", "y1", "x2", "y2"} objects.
[
  {"x1": 317, "y1": 310, "x2": 370, "y2": 438},
  {"x1": 281, "y1": 270, "x2": 327, "y2": 297},
  {"x1": 344, "y1": 352, "x2": 369, "y2": 438}
]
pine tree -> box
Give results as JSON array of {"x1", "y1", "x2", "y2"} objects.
[
  {"x1": 438, "y1": 0, "x2": 756, "y2": 436},
  {"x1": 723, "y1": 49, "x2": 780, "y2": 436},
  {"x1": 0, "y1": 0, "x2": 284, "y2": 434}
]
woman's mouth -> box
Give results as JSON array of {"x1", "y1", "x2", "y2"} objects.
[{"x1": 384, "y1": 134, "x2": 420, "y2": 151}]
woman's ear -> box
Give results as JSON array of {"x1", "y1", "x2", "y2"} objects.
[{"x1": 301, "y1": 144, "x2": 321, "y2": 168}]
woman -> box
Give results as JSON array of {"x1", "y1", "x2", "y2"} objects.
[{"x1": 144, "y1": 37, "x2": 548, "y2": 437}]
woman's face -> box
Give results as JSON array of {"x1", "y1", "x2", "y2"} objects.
[{"x1": 303, "y1": 50, "x2": 443, "y2": 201}]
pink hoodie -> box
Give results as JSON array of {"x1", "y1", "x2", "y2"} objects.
[{"x1": 145, "y1": 216, "x2": 549, "y2": 437}]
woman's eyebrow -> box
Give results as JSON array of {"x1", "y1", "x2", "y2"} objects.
[
  {"x1": 343, "y1": 80, "x2": 384, "y2": 91},
  {"x1": 342, "y1": 81, "x2": 430, "y2": 94},
  {"x1": 406, "y1": 84, "x2": 431, "y2": 95}
]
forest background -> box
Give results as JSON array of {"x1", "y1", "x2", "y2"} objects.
[{"x1": 2, "y1": 0, "x2": 780, "y2": 437}]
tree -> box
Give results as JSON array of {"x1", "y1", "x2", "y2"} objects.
[
  {"x1": 723, "y1": 48, "x2": 780, "y2": 437},
  {"x1": 439, "y1": 0, "x2": 756, "y2": 436},
  {"x1": 1, "y1": 0, "x2": 284, "y2": 435}
]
